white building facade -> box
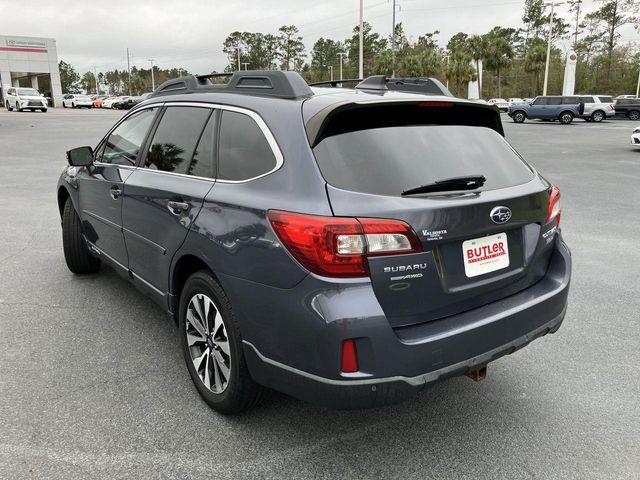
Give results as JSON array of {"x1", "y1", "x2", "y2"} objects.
[{"x1": 0, "y1": 35, "x2": 63, "y2": 107}]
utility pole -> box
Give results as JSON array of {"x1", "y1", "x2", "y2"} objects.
[
  {"x1": 148, "y1": 59, "x2": 156, "y2": 91},
  {"x1": 573, "y1": 0, "x2": 582, "y2": 50},
  {"x1": 636, "y1": 67, "x2": 640, "y2": 98},
  {"x1": 543, "y1": 2, "x2": 563, "y2": 96},
  {"x1": 391, "y1": 0, "x2": 400, "y2": 77},
  {"x1": 237, "y1": 41, "x2": 241, "y2": 71},
  {"x1": 92, "y1": 66, "x2": 98, "y2": 94},
  {"x1": 242, "y1": 62, "x2": 250, "y2": 71},
  {"x1": 337, "y1": 52, "x2": 347, "y2": 80},
  {"x1": 126, "y1": 47, "x2": 131, "y2": 95},
  {"x1": 329, "y1": 65, "x2": 334, "y2": 81},
  {"x1": 359, "y1": 0, "x2": 364, "y2": 79}
]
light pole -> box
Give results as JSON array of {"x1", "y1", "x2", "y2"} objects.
[
  {"x1": 391, "y1": 0, "x2": 400, "y2": 77},
  {"x1": 636, "y1": 67, "x2": 640, "y2": 98},
  {"x1": 329, "y1": 65, "x2": 334, "y2": 81},
  {"x1": 337, "y1": 52, "x2": 347, "y2": 80},
  {"x1": 92, "y1": 65, "x2": 98, "y2": 94},
  {"x1": 148, "y1": 58, "x2": 156, "y2": 91},
  {"x1": 543, "y1": 2, "x2": 564, "y2": 96},
  {"x1": 359, "y1": 0, "x2": 364, "y2": 79},
  {"x1": 242, "y1": 62, "x2": 250, "y2": 71}
]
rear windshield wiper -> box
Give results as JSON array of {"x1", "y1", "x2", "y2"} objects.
[{"x1": 401, "y1": 175, "x2": 486, "y2": 196}]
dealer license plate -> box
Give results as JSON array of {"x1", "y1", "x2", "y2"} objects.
[{"x1": 462, "y1": 233, "x2": 509, "y2": 278}]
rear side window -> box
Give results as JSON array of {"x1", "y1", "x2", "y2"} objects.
[
  {"x1": 598, "y1": 96, "x2": 613, "y2": 103},
  {"x1": 313, "y1": 125, "x2": 534, "y2": 196},
  {"x1": 144, "y1": 106, "x2": 211, "y2": 174},
  {"x1": 218, "y1": 110, "x2": 277, "y2": 181},
  {"x1": 99, "y1": 108, "x2": 157, "y2": 166}
]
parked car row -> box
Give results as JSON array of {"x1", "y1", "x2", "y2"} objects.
[
  {"x1": 506, "y1": 95, "x2": 620, "y2": 124},
  {"x1": 61, "y1": 93, "x2": 152, "y2": 110}
]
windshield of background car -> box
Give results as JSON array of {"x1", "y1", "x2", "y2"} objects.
[
  {"x1": 313, "y1": 125, "x2": 534, "y2": 196},
  {"x1": 17, "y1": 88, "x2": 39, "y2": 96}
]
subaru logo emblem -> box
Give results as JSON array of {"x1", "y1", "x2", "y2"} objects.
[{"x1": 490, "y1": 206, "x2": 512, "y2": 224}]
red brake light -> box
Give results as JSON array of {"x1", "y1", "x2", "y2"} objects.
[
  {"x1": 417, "y1": 101, "x2": 453, "y2": 108},
  {"x1": 341, "y1": 339, "x2": 359, "y2": 373},
  {"x1": 546, "y1": 186, "x2": 561, "y2": 227},
  {"x1": 268, "y1": 210, "x2": 422, "y2": 278}
]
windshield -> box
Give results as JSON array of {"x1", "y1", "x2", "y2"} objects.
[
  {"x1": 313, "y1": 125, "x2": 534, "y2": 196},
  {"x1": 17, "y1": 88, "x2": 40, "y2": 96}
]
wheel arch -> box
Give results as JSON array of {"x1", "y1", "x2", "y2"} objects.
[
  {"x1": 169, "y1": 253, "x2": 221, "y2": 325},
  {"x1": 513, "y1": 110, "x2": 527, "y2": 119},
  {"x1": 57, "y1": 186, "x2": 71, "y2": 218}
]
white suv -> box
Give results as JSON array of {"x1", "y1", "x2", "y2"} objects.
[
  {"x1": 4, "y1": 87, "x2": 48, "y2": 112},
  {"x1": 579, "y1": 95, "x2": 615, "y2": 123}
]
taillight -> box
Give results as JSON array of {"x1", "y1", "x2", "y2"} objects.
[
  {"x1": 611, "y1": 104, "x2": 615, "y2": 110},
  {"x1": 341, "y1": 339, "x2": 359, "y2": 373},
  {"x1": 268, "y1": 210, "x2": 422, "y2": 278},
  {"x1": 546, "y1": 186, "x2": 561, "y2": 227}
]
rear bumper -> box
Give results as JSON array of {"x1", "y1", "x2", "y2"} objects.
[{"x1": 233, "y1": 235, "x2": 571, "y2": 409}]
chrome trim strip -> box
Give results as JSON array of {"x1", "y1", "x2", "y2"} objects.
[
  {"x1": 123, "y1": 227, "x2": 166, "y2": 255},
  {"x1": 130, "y1": 167, "x2": 214, "y2": 183},
  {"x1": 86, "y1": 241, "x2": 127, "y2": 271},
  {"x1": 131, "y1": 271, "x2": 165, "y2": 296},
  {"x1": 82, "y1": 210, "x2": 122, "y2": 231},
  {"x1": 92, "y1": 162, "x2": 138, "y2": 170}
]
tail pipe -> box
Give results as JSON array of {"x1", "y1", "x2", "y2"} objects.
[{"x1": 466, "y1": 366, "x2": 487, "y2": 382}]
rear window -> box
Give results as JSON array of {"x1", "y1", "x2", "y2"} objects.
[{"x1": 313, "y1": 125, "x2": 534, "y2": 196}]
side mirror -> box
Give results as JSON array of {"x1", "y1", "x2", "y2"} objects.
[{"x1": 66, "y1": 146, "x2": 93, "y2": 167}]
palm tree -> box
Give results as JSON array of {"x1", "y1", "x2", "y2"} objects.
[
  {"x1": 524, "y1": 45, "x2": 547, "y2": 96},
  {"x1": 419, "y1": 49, "x2": 441, "y2": 77},
  {"x1": 446, "y1": 52, "x2": 477, "y2": 97},
  {"x1": 467, "y1": 35, "x2": 487, "y2": 96},
  {"x1": 484, "y1": 37, "x2": 514, "y2": 98},
  {"x1": 373, "y1": 50, "x2": 393, "y2": 76}
]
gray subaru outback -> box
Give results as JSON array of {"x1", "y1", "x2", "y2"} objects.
[{"x1": 57, "y1": 71, "x2": 571, "y2": 414}]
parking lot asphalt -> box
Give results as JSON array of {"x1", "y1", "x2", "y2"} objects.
[{"x1": 0, "y1": 108, "x2": 639, "y2": 480}]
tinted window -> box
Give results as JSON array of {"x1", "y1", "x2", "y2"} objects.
[
  {"x1": 547, "y1": 97, "x2": 562, "y2": 105},
  {"x1": 598, "y1": 96, "x2": 613, "y2": 103},
  {"x1": 144, "y1": 106, "x2": 211, "y2": 174},
  {"x1": 100, "y1": 108, "x2": 157, "y2": 166},
  {"x1": 533, "y1": 97, "x2": 547, "y2": 105},
  {"x1": 189, "y1": 111, "x2": 218, "y2": 179},
  {"x1": 579, "y1": 96, "x2": 594, "y2": 104},
  {"x1": 218, "y1": 110, "x2": 277, "y2": 181},
  {"x1": 562, "y1": 97, "x2": 579, "y2": 104},
  {"x1": 313, "y1": 126, "x2": 534, "y2": 196}
]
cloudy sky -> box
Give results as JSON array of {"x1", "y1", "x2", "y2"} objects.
[{"x1": 1, "y1": 0, "x2": 638, "y2": 75}]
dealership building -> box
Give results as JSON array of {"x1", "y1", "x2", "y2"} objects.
[{"x1": 0, "y1": 35, "x2": 63, "y2": 107}]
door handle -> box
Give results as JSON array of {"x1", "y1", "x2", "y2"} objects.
[
  {"x1": 110, "y1": 186, "x2": 121, "y2": 200},
  {"x1": 167, "y1": 200, "x2": 190, "y2": 214}
]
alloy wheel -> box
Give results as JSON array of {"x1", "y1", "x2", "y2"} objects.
[
  {"x1": 592, "y1": 111, "x2": 604, "y2": 122},
  {"x1": 185, "y1": 293, "x2": 231, "y2": 394},
  {"x1": 629, "y1": 111, "x2": 640, "y2": 121}
]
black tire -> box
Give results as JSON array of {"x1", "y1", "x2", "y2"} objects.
[
  {"x1": 62, "y1": 198, "x2": 100, "y2": 274},
  {"x1": 591, "y1": 110, "x2": 605, "y2": 123},
  {"x1": 512, "y1": 111, "x2": 526, "y2": 123},
  {"x1": 559, "y1": 111, "x2": 574, "y2": 124},
  {"x1": 6, "y1": 101, "x2": 12, "y2": 111},
  {"x1": 72, "y1": 102, "x2": 76, "y2": 109},
  {"x1": 179, "y1": 270, "x2": 267, "y2": 414},
  {"x1": 628, "y1": 110, "x2": 640, "y2": 121},
  {"x1": 63, "y1": 102, "x2": 67, "y2": 108}
]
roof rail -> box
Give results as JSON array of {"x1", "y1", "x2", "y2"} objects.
[
  {"x1": 149, "y1": 70, "x2": 314, "y2": 100},
  {"x1": 308, "y1": 79, "x2": 362, "y2": 87}
]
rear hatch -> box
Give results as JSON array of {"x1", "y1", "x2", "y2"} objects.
[{"x1": 305, "y1": 100, "x2": 557, "y2": 328}]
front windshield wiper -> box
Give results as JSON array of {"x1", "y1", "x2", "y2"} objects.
[{"x1": 401, "y1": 175, "x2": 486, "y2": 196}]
